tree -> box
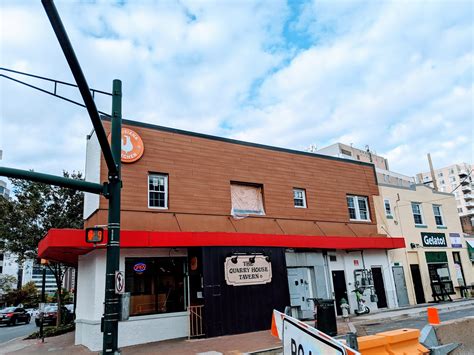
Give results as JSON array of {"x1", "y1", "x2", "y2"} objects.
[
  {"x1": 4, "y1": 281, "x2": 40, "y2": 308},
  {"x1": 0, "y1": 274, "x2": 17, "y2": 295},
  {"x1": 0, "y1": 171, "x2": 83, "y2": 325}
]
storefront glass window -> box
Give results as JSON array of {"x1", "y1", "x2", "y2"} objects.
[
  {"x1": 426, "y1": 252, "x2": 454, "y2": 295},
  {"x1": 125, "y1": 257, "x2": 186, "y2": 316}
]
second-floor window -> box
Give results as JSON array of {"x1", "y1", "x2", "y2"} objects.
[
  {"x1": 433, "y1": 205, "x2": 444, "y2": 226},
  {"x1": 347, "y1": 195, "x2": 370, "y2": 221},
  {"x1": 293, "y1": 188, "x2": 307, "y2": 208},
  {"x1": 230, "y1": 183, "x2": 265, "y2": 216},
  {"x1": 411, "y1": 202, "x2": 424, "y2": 225},
  {"x1": 384, "y1": 199, "x2": 392, "y2": 217},
  {"x1": 148, "y1": 173, "x2": 168, "y2": 209}
]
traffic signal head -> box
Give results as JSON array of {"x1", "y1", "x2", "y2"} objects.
[{"x1": 85, "y1": 227, "x2": 104, "y2": 243}]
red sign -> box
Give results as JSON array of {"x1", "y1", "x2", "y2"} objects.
[{"x1": 133, "y1": 262, "x2": 146, "y2": 273}]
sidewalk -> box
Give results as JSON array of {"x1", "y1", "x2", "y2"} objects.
[
  {"x1": 349, "y1": 298, "x2": 474, "y2": 323},
  {"x1": 2, "y1": 300, "x2": 473, "y2": 355},
  {"x1": 0, "y1": 330, "x2": 282, "y2": 355}
]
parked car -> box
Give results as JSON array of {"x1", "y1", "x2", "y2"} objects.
[
  {"x1": 35, "y1": 305, "x2": 74, "y2": 327},
  {"x1": 26, "y1": 308, "x2": 39, "y2": 318},
  {"x1": 0, "y1": 307, "x2": 31, "y2": 326}
]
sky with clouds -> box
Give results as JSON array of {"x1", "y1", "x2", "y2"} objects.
[{"x1": 1, "y1": 0, "x2": 472, "y2": 182}]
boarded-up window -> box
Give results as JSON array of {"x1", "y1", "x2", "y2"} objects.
[{"x1": 230, "y1": 183, "x2": 265, "y2": 216}]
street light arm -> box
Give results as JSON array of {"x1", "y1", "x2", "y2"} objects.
[
  {"x1": 41, "y1": 0, "x2": 118, "y2": 176},
  {"x1": 0, "y1": 166, "x2": 106, "y2": 195}
]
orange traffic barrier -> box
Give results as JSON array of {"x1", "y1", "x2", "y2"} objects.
[
  {"x1": 427, "y1": 307, "x2": 440, "y2": 325},
  {"x1": 357, "y1": 335, "x2": 391, "y2": 355},
  {"x1": 270, "y1": 312, "x2": 278, "y2": 337},
  {"x1": 376, "y1": 328, "x2": 429, "y2": 355},
  {"x1": 357, "y1": 328, "x2": 429, "y2": 355}
]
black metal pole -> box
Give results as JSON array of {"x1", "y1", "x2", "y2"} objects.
[
  {"x1": 40, "y1": 265, "x2": 46, "y2": 343},
  {"x1": 41, "y1": 0, "x2": 118, "y2": 176},
  {"x1": 102, "y1": 79, "x2": 122, "y2": 354}
]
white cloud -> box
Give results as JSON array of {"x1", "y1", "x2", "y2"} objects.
[{"x1": 0, "y1": 0, "x2": 472, "y2": 182}]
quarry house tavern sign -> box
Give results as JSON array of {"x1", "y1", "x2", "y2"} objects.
[
  {"x1": 108, "y1": 128, "x2": 145, "y2": 163},
  {"x1": 225, "y1": 255, "x2": 272, "y2": 286}
]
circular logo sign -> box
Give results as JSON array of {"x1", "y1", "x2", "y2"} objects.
[
  {"x1": 112, "y1": 128, "x2": 144, "y2": 163},
  {"x1": 133, "y1": 262, "x2": 147, "y2": 273}
]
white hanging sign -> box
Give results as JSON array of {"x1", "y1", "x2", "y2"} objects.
[{"x1": 224, "y1": 255, "x2": 272, "y2": 286}]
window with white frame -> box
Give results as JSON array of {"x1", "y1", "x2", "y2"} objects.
[
  {"x1": 449, "y1": 176, "x2": 456, "y2": 183},
  {"x1": 293, "y1": 188, "x2": 307, "y2": 208},
  {"x1": 432, "y1": 205, "x2": 444, "y2": 226},
  {"x1": 384, "y1": 199, "x2": 393, "y2": 217},
  {"x1": 347, "y1": 195, "x2": 370, "y2": 221},
  {"x1": 148, "y1": 174, "x2": 168, "y2": 208},
  {"x1": 411, "y1": 202, "x2": 424, "y2": 225}
]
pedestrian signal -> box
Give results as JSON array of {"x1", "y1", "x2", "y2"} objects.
[{"x1": 85, "y1": 227, "x2": 104, "y2": 243}]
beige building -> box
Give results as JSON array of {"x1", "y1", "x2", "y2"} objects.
[
  {"x1": 375, "y1": 183, "x2": 474, "y2": 306},
  {"x1": 316, "y1": 143, "x2": 416, "y2": 187},
  {"x1": 317, "y1": 143, "x2": 389, "y2": 170}
]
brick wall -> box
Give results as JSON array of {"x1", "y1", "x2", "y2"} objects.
[{"x1": 87, "y1": 119, "x2": 382, "y2": 237}]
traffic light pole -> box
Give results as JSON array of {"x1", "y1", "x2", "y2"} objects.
[
  {"x1": 102, "y1": 80, "x2": 122, "y2": 353},
  {"x1": 1, "y1": 1, "x2": 124, "y2": 353}
]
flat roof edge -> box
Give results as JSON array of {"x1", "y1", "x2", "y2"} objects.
[{"x1": 100, "y1": 116, "x2": 376, "y2": 169}]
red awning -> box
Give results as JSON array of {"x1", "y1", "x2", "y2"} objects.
[{"x1": 39, "y1": 228, "x2": 405, "y2": 265}]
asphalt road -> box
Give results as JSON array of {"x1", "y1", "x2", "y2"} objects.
[
  {"x1": 0, "y1": 322, "x2": 36, "y2": 345},
  {"x1": 360, "y1": 307, "x2": 474, "y2": 335}
]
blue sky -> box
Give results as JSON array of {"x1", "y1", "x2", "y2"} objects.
[{"x1": 0, "y1": 0, "x2": 472, "y2": 178}]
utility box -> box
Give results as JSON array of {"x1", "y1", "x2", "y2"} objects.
[{"x1": 119, "y1": 292, "x2": 130, "y2": 321}]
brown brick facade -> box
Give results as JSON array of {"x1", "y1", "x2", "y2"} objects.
[{"x1": 86, "y1": 119, "x2": 383, "y2": 237}]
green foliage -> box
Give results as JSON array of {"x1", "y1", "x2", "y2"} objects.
[
  {"x1": 0, "y1": 171, "x2": 84, "y2": 260},
  {"x1": 4, "y1": 281, "x2": 40, "y2": 308},
  {"x1": 0, "y1": 171, "x2": 83, "y2": 326},
  {"x1": 49, "y1": 288, "x2": 73, "y2": 304},
  {"x1": 0, "y1": 274, "x2": 17, "y2": 294},
  {"x1": 25, "y1": 323, "x2": 75, "y2": 340}
]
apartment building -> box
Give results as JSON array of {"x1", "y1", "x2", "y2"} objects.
[
  {"x1": 38, "y1": 118, "x2": 404, "y2": 351},
  {"x1": 316, "y1": 143, "x2": 414, "y2": 187},
  {"x1": 317, "y1": 142, "x2": 389, "y2": 170},
  {"x1": 375, "y1": 183, "x2": 473, "y2": 305},
  {"x1": 416, "y1": 163, "x2": 473, "y2": 219}
]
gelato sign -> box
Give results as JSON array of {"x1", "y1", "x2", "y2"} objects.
[
  {"x1": 421, "y1": 232, "x2": 447, "y2": 247},
  {"x1": 225, "y1": 255, "x2": 272, "y2": 286}
]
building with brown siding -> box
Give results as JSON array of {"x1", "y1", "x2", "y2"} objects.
[{"x1": 39, "y1": 118, "x2": 404, "y2": 351}]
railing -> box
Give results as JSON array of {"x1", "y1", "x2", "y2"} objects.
[{"x1": 188, "y1": 305, "x2": 205, "y2": 338}]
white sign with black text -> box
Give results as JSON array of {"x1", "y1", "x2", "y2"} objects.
[
  {"x1": 283, "y1": 316, "x2": 358, "y2": 355},
  {"x1": 224, "y1": 255, "x2": 272, "y2": 286}
]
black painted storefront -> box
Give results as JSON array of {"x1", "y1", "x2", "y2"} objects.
[{"x1": 192, "y1": 247, "x2": 290, "y2": 337}]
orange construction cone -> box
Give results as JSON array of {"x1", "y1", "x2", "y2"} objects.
[
  {"x1": 427, "y1": 307, "x2": 440, "y2": 325},
  {"x1": 270, "y1": 312, "x2": 278, "y2": 337}
]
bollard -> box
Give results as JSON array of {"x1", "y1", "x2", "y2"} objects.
[{"x1": 427, "y1": 307, "x2": 440, "y2": 325}]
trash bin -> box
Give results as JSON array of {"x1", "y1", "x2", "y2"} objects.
[{"x1": 315, "y1": 298, "x2": 337, "y2": 336}]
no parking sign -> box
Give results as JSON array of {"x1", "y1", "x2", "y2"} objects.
[{"x1": 115, "y1": 271, "x2": 125, "y2": 294}]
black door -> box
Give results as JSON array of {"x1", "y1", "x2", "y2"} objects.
[
  {"x1": 410, "y1": 264, "x2": 426, "y2": 304},
  {"x1": 202, "y1": 247, "x2": 290, "y2": 337},
  {"x1": 371, "y1": 267, "x2": 387, "y2": 308},
  {"x1": 331, "y1": 270, "x2": 347, "y2": 315}
]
